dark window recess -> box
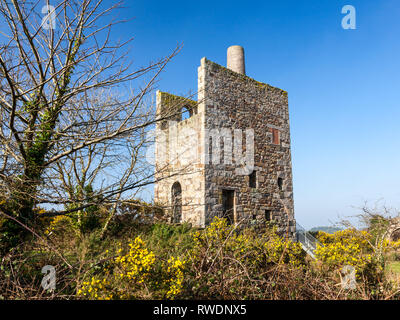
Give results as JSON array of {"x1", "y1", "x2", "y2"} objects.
[
  {"x1": 160, "y1": 121, "x2": 168, "y2": 130},
  {"x1": 222, "y1": 189, "x2": 235, "y2": 225},
  {"x1": 171, "y1": 182, "x2": 182, "y2": 223},
  {"x1": 249, "y1": 170, "x2": 257, "y2": 188},
  {"x1": 277, "y1": 177, "x2": 283, "y2": 191},
  {"x1": 265, "y1": 210, "x2": 271, "y2": 221}
]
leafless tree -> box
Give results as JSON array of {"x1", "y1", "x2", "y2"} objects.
[{"x1": 0, "y1": 0, "x2": 183, "y2": 237}]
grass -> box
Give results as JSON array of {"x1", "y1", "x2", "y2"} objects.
[
  {"x1": 385, "y1": 261, "x2": 400, "y2": 283},
  {"x1": 387, "y1": 261, "x2": 400, "y2": 274}
]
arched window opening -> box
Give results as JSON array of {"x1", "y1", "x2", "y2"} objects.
[
  {"x1": 171, "y1": 182, "x2": 182, "y2": 223},
  {"x1": 391, "y1": 228, "x2": 400, "y2": 242},
  {"x1": 181, "y1": 106, "x2": 192, "y2": 121},
  {"x1": 160, "y1": 120, "x2": 168, "y2": 130}
]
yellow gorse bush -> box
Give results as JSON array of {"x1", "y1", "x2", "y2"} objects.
[
  {"x1": 115, "y1": 237, "x2": 156, "y2": 282},
  {"x1": 77, "y1": 278, "x2": 112, "y2": 300},
  {"x1": 44, "y1": 215, "x2": 72, "y2": 235},
  {"x1": 77, "y1": 236, "x2": 186, "y2": 300},
  {"x1": 389, "y1": 239, "x2": 400, "y2": 249},
  {"x1": 315, "y1": 229, "x2": 373, "y2": 273},
  {"x1": 187, "y1": 217, "x2": 307, "y2": 299},
  {"x1": 78, "y1": 219, "x2": 309, "y2": 300},
  {"x1": 263, "y1": 232, "x2": 305, "y2": 268},
  {"x1": 191, "y1": 216, "x2": 305, "y2": 268},
  {"x1": 165, "y1": 256, "x2": 186, "y2": 299}
]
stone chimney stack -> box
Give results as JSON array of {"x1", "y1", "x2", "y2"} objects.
[{"x1": 227, "y1": 45, "x2": 245, "y2": 75}]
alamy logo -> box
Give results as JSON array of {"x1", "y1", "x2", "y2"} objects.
[
  {"x1": 341, "y1": 265, "x2": 356, "y2": 289},
  {"x1": 341, "y1": 5, "x2": 356, "y2": 30},
  {"x1": 41, "y1": 265, "x2": 56, "y2": 291},
  {"x1": 41, "y1": 4, "x2": 56, "y2": 30}
]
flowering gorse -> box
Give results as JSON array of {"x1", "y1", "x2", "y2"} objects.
[
  {"x1": 263, "y1": 231, "x2": 305, "y2": 268},
  {"x1": 192, "y1": 217, "x2": 305, "y2": 267},
  {"x1": 77, "y1": 277, "x2": 112, "y2": 300},
  {"x1": 315, "y1": 229, "x2": 372, "y2": 273},
  {"x1": 188, "y1": 217, "x2": 307, "y2": 298},
  {"x1": 165, "y1": 256, "x2": 186, "y2": 298},
  {"x1": 77, "y1": 236, "x2": 186, "y2": 300},
  {"x1": 115, "y1": 237, "x2": 156, "y2": 282}
]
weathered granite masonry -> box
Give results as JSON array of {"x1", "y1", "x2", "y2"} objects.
[{"x1": 155, "y1": 46, "x2": 296, "y2": 237}]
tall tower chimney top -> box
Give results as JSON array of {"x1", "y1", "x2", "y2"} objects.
[{"x1": 227, "y1": 45, "x2": 245, "y2": 75}]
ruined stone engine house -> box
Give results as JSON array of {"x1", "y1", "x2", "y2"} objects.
[{"x1": 154, "y1": 46, "x2": 296, "y2": 237}]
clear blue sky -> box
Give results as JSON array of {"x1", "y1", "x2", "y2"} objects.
[{"x1": 109, "y1": 0, "x2": 400, "y2": 229}]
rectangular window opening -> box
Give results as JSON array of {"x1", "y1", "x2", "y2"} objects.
[
  {"x1": 222, "y1": 189, "x2": 235, "y2": 225},
  {"x1": 249, "y1": 170, "x2": 257, "y2": 188},
  {"x1": 265, "y1": 210, "x2": 271, "y2": 222}
]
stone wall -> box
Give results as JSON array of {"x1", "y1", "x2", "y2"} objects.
[
  {"x1": 200, "y1": 58, "x2": 295, "y2": 236},
  {"x1": 154, "y1": 91, "x2": 206, "y2": 227}
]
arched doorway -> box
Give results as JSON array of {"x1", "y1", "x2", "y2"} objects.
[{"x1": 171, "y1": 182, "x2": 182, "y2": 223}]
